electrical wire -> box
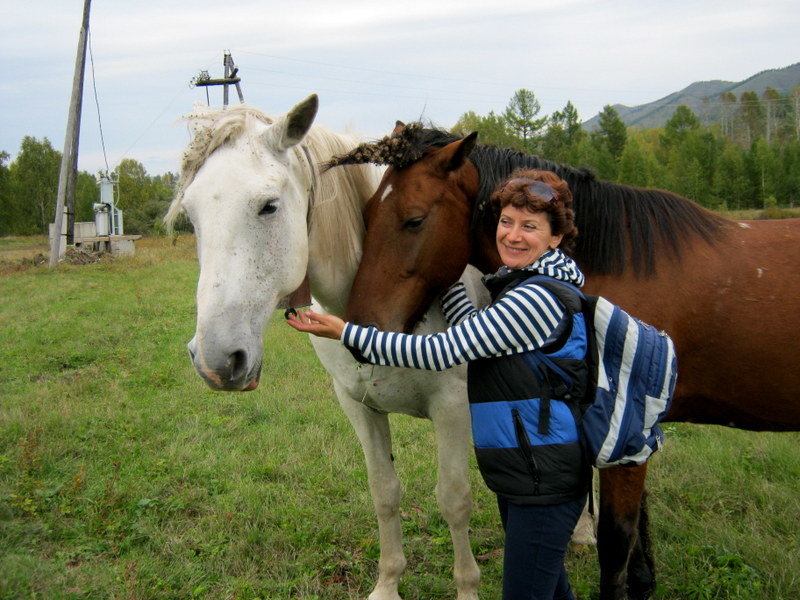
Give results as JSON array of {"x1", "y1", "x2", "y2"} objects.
[
  {"x1": 115, "y1": 51, "x2": 219, "y2": 168},
  {"x1": 88, "y1": 31, "x2": 110, "y2": 175}
]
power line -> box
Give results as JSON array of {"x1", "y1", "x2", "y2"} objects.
[
  {"x1": 234, "y1": 49, "x2": 789, "y2": 100},
  {"x1": 88, "y1": 31, "x2": 109, "y2": 174},
  {"x1": 234, "y1": 49, "x2": 800, "y2": 117},
  {"x1": 234, "y1": 48, "x2": 516, "y2": 89},
  {"x1": 114, "y1": 52, "x2": 220, "y2": 169},
  {"x1": 243, "y1": 63, "x2": 511, "y2": 103}
]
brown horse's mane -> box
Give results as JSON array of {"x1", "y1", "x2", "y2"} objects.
[{"x1": 329, "y1": 124, "x2": 729, "y2": 276}]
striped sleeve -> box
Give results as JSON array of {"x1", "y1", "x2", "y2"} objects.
[
  {"x1": 341, "y1": 283, "x2": 566, "y2": 371},
  {"x1": 440, "y1": 282, "x2": 477, "y2": 325}
]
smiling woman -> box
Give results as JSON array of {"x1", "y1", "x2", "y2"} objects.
[
  {"x1": 497, "y1": 208, "x2": 559, "y2": 269},
  {"x1": 493, "y1": 174, "x2": 574, "y2": 269}
]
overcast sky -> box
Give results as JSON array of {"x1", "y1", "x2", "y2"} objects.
[{"x1": 1, "y1": 0, "x2": 797, "y2": 176}]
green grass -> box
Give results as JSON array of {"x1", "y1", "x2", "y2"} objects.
[
  {"x1": 1, "y1": 236, "x2": 798, "y2": 599},
  {"x1": 0, "y1": 235, "x2": 49, "y2": 249}
]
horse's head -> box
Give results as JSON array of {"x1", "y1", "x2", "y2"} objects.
[
  {"x1": 342, "y1": 130, "x2": 482, "y2": 333},
  {"x1": 168, "y1": 95, "x2": 319, "y2": 391}
]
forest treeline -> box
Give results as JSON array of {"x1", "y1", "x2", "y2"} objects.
[
  {"x1": 453, "y1": 87, "x2": 800, "y2": 212},
  {"x1": 1, "y1": 85, "x2": 799, "y2": 236},
  {"x1": 0, "y1": 143, "x2": 180, "y2": 237}
]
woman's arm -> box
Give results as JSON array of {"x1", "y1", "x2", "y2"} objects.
[
  {"x1": 440, "y1": 282, "x2": 477, "y2": 326},
  {"x1": 285, "y1": 310, "x2": 344, "y2": 339},
  {"x1": 286, "y1": 284, "x2": 566, "y2": 372}
]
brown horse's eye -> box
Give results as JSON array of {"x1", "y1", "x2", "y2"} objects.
[{"x1": 403, "y1": 216, "x2": 425, "y2": 230}]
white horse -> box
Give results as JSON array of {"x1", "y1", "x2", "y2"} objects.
[
  {"x1": 166, "y1": 95, "x2": 595, "y2": 600},
  {"x1": 167, "y1": 94, "x2": 483, "y2": 600}
]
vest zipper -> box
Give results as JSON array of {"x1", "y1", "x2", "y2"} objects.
[{"x1": 512, "y1": 408, "x2": 540, "y2": 494}]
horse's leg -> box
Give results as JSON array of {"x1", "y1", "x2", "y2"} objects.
[
  {"x1": 570, "y1": 474, "x2": 597, "y2": 546},
  {"x1": 626, "y1": 491, "x2": 655, "y2": 600},
  {"x1": 429, "y1": 397, "x2": 481, "y2": 600},
  {"x1": 597, "y1": 464, "x2": 650, "y2": 600},
  {"x1": 336, "y1": 387, "x2": 406, "y2": 600}
]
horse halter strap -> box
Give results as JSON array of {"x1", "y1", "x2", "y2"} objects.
[{"x1": 279, "y1": 145, "x2": 317, "y2": 315}]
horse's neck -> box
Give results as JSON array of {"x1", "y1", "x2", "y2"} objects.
[
  {"x1": 307, "y1": 235, "x2": 353, "y2": 317},
  {"x1": 471, "y1": 229, "x2": 502, "y2": 274},
  {"x1": 306, "y1": 161, "x2": 382, "y2": 317},
  {"x1": 464, "y1": 162, "x2": 502, "y2": 275}
]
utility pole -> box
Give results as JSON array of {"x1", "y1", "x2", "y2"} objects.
[
  {"x1": 49, "y1": 0, "x2": 91, "y2": 266},
  {"x1": 191, "y1": 51, "x2": 245, "y2": 108}
]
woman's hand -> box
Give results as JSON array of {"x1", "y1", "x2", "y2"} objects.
[{"x1": 285, "y1": 309, "x2": 345, "y2": 340}]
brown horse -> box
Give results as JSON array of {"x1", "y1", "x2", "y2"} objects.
[{"x1": 329, "y1": 124, "x2": 800, "y2": 600}]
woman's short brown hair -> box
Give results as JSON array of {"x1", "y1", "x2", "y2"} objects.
[{"x1": 490, "y1": 169, "x2": 578, "y2": 252}]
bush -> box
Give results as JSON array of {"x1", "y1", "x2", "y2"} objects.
[{"x1": 759, "y1": 204, "x2": 799, "y2": 219}]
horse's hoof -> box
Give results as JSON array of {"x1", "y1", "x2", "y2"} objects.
[{"x1": 569, "y1": 542, "x2": 596, "y2": 554}]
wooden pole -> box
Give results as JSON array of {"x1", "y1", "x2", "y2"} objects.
[
  {"x1": 49, "y1": 0, "x2": 91, "y2": 267},
  {"x1": 223, "y1": 53, "x2": 231, "y2": 108}
]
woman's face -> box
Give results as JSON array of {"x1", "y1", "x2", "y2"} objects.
[{"x1": 496, "y1": 205, "x2": 564, "y2": 269}]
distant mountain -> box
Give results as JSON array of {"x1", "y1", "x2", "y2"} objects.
[{"x1": 582, "y1": 62, "x2": 800, "y2": 131}]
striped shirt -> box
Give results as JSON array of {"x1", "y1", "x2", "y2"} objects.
[{"x1": 342, "y1": 275, "x2": 572, "y2": 372}]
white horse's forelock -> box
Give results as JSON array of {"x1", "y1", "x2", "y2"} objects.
[
  {"x1": 165, "y1": 105, "x2": 273, "y2": 228},
  {"x1": 165, "y1": 104, "x2": 378, "y2": 273}
]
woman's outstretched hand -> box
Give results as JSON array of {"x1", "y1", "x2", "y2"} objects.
[{"x1": 285, "y1": 309, "x2": 345, "y2": 340}]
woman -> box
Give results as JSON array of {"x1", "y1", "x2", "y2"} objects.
[{"x1": 288, "y1": 170, "x2": 590, "y2": 600}]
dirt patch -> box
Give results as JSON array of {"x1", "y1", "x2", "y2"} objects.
[
  {"x1": 0, "y1": 247, "x2": 113, "y2": 276},
  {"x1": 62, "y1": 246, "x2": 112, "y2": 265},
  {"x1": 0, "y1": 253, "x2": 46, "y2": 276}
]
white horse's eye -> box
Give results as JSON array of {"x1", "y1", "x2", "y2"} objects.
[{"x1": 259, "y1": 200, "x2": 279, "y2": 216}]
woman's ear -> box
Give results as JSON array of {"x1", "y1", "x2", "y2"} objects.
[{"x1": 550, "y1": 233, "x2": 564, "y2": 249}]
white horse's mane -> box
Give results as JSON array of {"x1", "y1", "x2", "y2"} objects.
[{"x1": 165, "y1": 104, "x2": 379, "y2": 272}]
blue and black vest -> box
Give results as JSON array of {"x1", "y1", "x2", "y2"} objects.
[{"x1": 468, "y1": 270, "x2": 591, "y2": 505}]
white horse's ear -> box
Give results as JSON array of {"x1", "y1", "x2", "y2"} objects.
[{"x1": 267, "y1": 94, "x2": 319, "y2": 152}]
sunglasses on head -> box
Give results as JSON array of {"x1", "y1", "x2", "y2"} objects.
[
  {"x1": 527, "y1": 181, "x2": 558, "y2": 202},
  {"x1": 503, "y1": 178, "x2": 558, "y2": 202}
]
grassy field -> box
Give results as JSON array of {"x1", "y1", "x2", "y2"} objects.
[{"x1": 1, "y1": 236, "x2": 799, "y2": 600}]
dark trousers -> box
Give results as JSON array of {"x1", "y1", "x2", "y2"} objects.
[{"x1": 497, "y1": 494, "x2": 587, "y2": 600}]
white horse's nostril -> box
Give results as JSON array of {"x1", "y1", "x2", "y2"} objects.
[{"x1": 228, "y1": 350, "x2": 249, "y2": 383}]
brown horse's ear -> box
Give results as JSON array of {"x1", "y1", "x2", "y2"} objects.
[
  {"x1": 392, "y1": 121, "x2": 406, "y2": 134},
  {"x1": 435, "y1": 131, "x2": 478, "y2": 174}
]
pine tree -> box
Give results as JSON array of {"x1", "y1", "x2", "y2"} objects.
[
  {"x1": 618, "y1": 136, "x2": 653, "y2": 187},
  {"x1": 737, "y1": 91, "x2": 764, "y2": 146},
  {"x1": 719, "y1": 92, "x2": 737, "y2": 139},
  {"x1": 714, "y1": 142, "x2": 747, "y2": 210},
  {"x1": 660, "y1": 105, "x2": 700, "y2": 156},
  {"x1": 597, "y1": 105, "x2": 627, "y2": 160},
  {"x1": 0, "y1": 151, "x2": 12, "y2": 236},
  {"x1": 502, "y1": 89, "x2": 547, "y2": 149},
  {"x1": 762, "y1": 87, "x2": 782, "y2": 146},
  {"x1": 792, "y1": 86, "x2": 800, "y2": 142},
  {"x1": 452, "y1": 110, "x2": 524, "y2": 150},
  {"x1": 541, "y1": 101, "x2": 586, "y2": 162}
]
